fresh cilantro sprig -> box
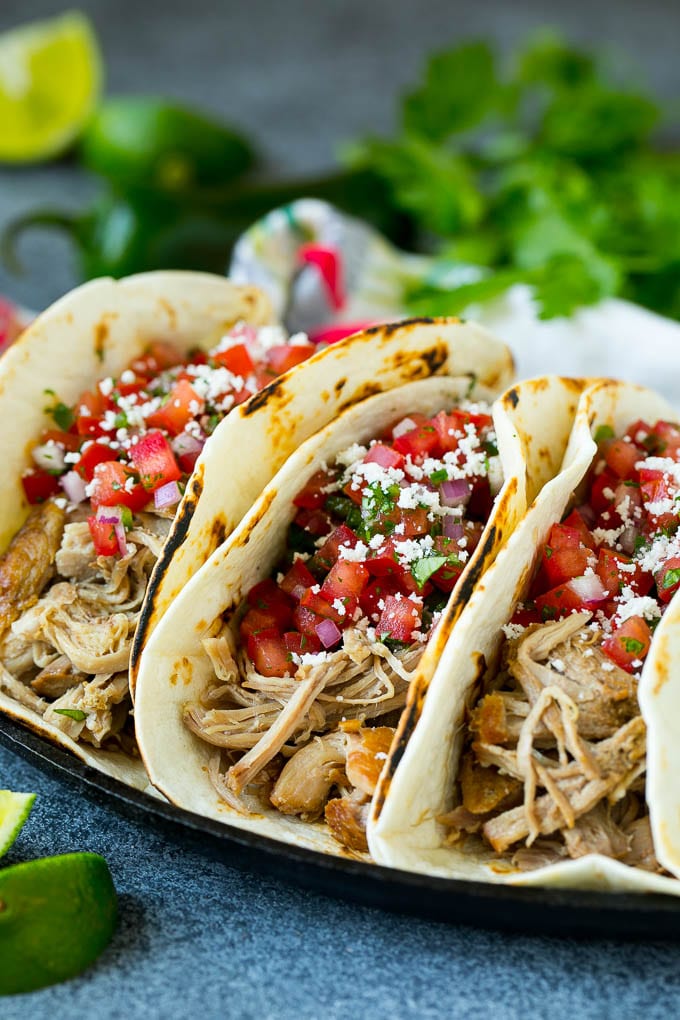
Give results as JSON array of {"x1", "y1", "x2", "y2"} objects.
[{"x1": 348, "y1": 33, "x2": 680, "y2": 320}]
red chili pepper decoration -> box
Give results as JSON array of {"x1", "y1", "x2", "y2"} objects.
[{"x1": 297, "y1": 243, "x2": 346, "y2": 311}]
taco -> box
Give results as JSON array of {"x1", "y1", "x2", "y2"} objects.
[
  {"x1": 370, "y1": 378, "x2": 680, "y2": 894},
  {"x1": 0, "y1": 292, "x2": 513, "y2": 792},
  {"x1": 134, "y1": 365, "x2": 582, "y2": 857}
]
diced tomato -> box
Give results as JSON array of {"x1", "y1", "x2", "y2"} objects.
[
  {"x1": 655, "y1": 556, "x2": 680, "y2": 604},
  {"x1": 376, "y1": 594, "x2": 422, "y2": 642},
  {"x1": 653, "y1": 420, "x2": 680, "y2": 459},
  {"x1": 509, "y1": 604, "x2": 542, "y2": 627},
  {"x1": 542, "y1": 544, "x2": 595, "y2": 589},
  {"x1": 246, "y1": 578, "x2": 294, "y2": 629},
  {"x1": 370, "y1": 506, "x2": 429, "y2": 539},
  {"x1": 283, "y1": 631, "x2": 322, "y2": 656},
  {"x1": 293, "y1": 469, "x2": 335, "y2": 510},
  {"x1": 312, "y1": 525, "x2": 359, "y2": 572},
  {"x1": 77, "y1": 388, "x2": 108, "y2": 417},
  {"x1": 212, "y1": 343, "x2": 255, "y2": 377},
  {"x1": 115, "y1": 374, "x2": 149, "y2": 398},
  {"x1": 363, "y1": 444, "x2": 404, "y2": 471},
  {"x1": 240, "y1": 607, "x2": 281, "y2": 641},
  {"x1": 320, "y1": 560, "x2": 369, "y2": 603},
  {"x1": 266, "y1": 344, "x2": 315, "y2": 376},
  {"x1": 359, "y1": 577, "x2": 400, "y2": 619},
  {"x1": 21, "y1": 469, "x2": 61, "y2": 504},
  {"x1": 601, "y1": 616, "x2": 652, "y2": 673},
  {"x1": 87, "y1": 515, "x2": 119, "y2": 557},
  {"x1": 75, "y1": 415, "x2": 109, "y2": 439},
  {"x1": 640, "y1": 471, "x2": 678, "y2": 532},
  {"x1": 624, "y1": 419, "x2": 653, "y2": 448},
  {"x1": 39, "y1": 428, "x2": 81, "y2": 453},
  {"x1": 366, "y1": 538, "x2": 402, "y2": 578},
  {"x1": 604, "y1": 438, "x2": 640, "y2": 480},
  {"x1": 293, "y1": 508, "x2": 331, "y2": 537},
  {"x1": 596, "y1": 548, "x2": 653, "y2": 599},
  {"x1": 129, "y1": 431, "x2": 181, "y2": 492},
  {"x1": 280, "y1": 560, "x2": 317, "y2": 601},
  {"x1": 467, "y1": 478, "x2": 493, "y2": 520},
  {"x1": 230, "y1": 387, "x2": 253, "y2": 406},
  {"x1": 562, "y1": 509, "x2": 598, "y2": 551},
  {"x1": 299, "y1": 589, "x2": 345, "y2": 625},
  {"x1": 343, "y1": 477, "x2": 366, "y2": 506},
  {"x1": 589, "y1": 468, "x2": 619, "y2": 514},
  {"x1": 292, "y1": 604, "x2": 329, "y2": 640},
  {"x1": 430, "y1": 536, "x2": 465, "y2": 592},
  {"x1": 145, "y1": 379, "x2": 205, "y2": 436},
  {"x1": 76, "y1": 442, "x2": 118, "y2": 481},
  {"x1": 130, "y1": 340, "x2": 184, "y2": 376},
  {"x1": 431, "y1": 410, "x2": 464, "y2": 454},
  {"x1": 392, "y1": 421, "x2": 439, "y2": 461},
  {"x1": 534, "y1": 575, "x2": 607, "y2": 621},
  {"x1": 548, "y1": 523, "x2": 586, "y2": 550},
  {"x1": 89, "y1": 461, "x2": 149, "y2": 513},
  {"x1": 247, "y1": 628, "x2": 292, "y2": 677}
]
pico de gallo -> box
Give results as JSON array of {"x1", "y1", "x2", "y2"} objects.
[
  {"x1": 239, "y1": 402, "x2": 502, "y2": 677},
  {"x1": 21, "y1": 323, "x2": 315, "y2": 557},
  {"x1": 509, "y1": 417, "x2": 680, "y2": 674}
]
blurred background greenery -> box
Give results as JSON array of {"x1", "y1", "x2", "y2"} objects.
[{"x1": 0, "y1": 1, "x2": 678, "y2": 318}]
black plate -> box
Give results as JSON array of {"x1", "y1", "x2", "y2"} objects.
[{"x1": 2, "y1": 715, "x2": 680, "y2": 940}]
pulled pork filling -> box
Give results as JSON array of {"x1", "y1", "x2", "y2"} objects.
[
  {"x1": 442, "y1": 612, "x2": 658, "y2": 872},
  {"x1": 185, "y1": 400, "x2": 502, "y2": 851},
  {"x1": 2, "y1": 324, "x2": 316, "y2": 753},
  {"x1": 0, "y1": 500, "x2": 169, "y2": 751},
  {"x1": 443, "y1": 414, "x2": 680, "y2": 873}
]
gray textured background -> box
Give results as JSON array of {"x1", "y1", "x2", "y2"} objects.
[{"x1": 2, "y1": 2, "x2": 680, "y2": 1016}]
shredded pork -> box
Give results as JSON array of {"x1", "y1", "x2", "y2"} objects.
[
  {"x1": 442, "y1": 612, "x2": 666, "y2": 874},
  {"x1": 0, "y1": 498, "x2": 170, "y2": 750},
  {"x1": 185, "y1": 619, "x2": 418, "y2": 849}
]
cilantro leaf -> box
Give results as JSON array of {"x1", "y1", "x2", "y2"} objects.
[{"x1": 53, "y1": 708, "x2": 87, "y2": 722}]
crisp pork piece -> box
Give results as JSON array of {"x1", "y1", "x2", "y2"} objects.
[
  {"x1": 325, "y1": 796, "x2": 371, "y2": 852},
  {"x1": 31, "y1": 654, "x2": 85, "y2": 698},
  {"x1": 0, "y1": 501, "x2": 65, "y2": 641},
  {"x1": 55, "y1": 522, "x2": 96, "y2": 580},
  {"x1": 270, "y1": 731, "x2": 347, "y2": 817},
  {"x1": 459, "y1": 753, "x2": 522, "y2": 816}
]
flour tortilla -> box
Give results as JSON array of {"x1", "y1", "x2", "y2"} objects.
[
  {"x1": 133, "y1": 372, "x2": 581, "y2": 855},
  {"x1": 0, "y1": 297, "x2": 513, "y2": 791},
  {"x1": 370, "y1": 378, "x2": 680, "y2": 895}
]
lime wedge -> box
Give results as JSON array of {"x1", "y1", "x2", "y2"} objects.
[
  {"x1": 0, "y1": 12, "x2": 102, "y2": 163},
  {"x1": 0, "y1": 853, "x2": 117, "y2": 994},
  {"x1": 0, "y1": 790, "x2": 35, "y2": 858}
]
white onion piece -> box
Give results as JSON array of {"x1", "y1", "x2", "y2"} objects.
[
  {"x1": 114, "y1": 523, "x2": 129, "y2": 557},
  {"x1": 569, "y1": 574, "x2": 607, "y2": 604},
  {"x1": 392, "y1": 417, "x2": 417, "y2": 439},
  {"x1": 60, "y1": 470, "x2": 87, "y2": 504},
  {"x1": 154, "y1": 480, "x2": 181, "y2": 510},
  {"x1": 619, "y1": 524, "x2": 640, "y2": 556},
  {"x1": 32, "y1": 442, "x2": 66, "y2": 473}
]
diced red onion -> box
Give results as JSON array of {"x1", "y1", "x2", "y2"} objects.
[
  {"x1": 171, "y1": 432, "x2": 204, "y2": 459},
  {"x1": 289, "y1": 584, "x2": 307, "y2": 602},
  {"x1": 114, "y1": 523, "x2": 129, "y2": 557},
  {"x1": 614, "y1": 482, "x2": 642, "y2": 512},
  {"x1": 575, "y1": 503, "x2": 596, "y2": 528},
  {"x1": 443, "y1": 519, "x2": 465, "y2": 542},
  {"x1": 392, "y1": 417, "x2": 417, "y2": 439},
  {"x1": 440, "y1": 479, "x2": 472, "y2": 507},
  {"x1": 32, "y1": 442, "x2": 66, "y2": 473},
  {"x1": 60, "y1": 470, "x2": 87, "y2": 504},
  {"x1": 569, "y1": 574, "x2": 607, "y2": 605},
  {"x1": 619, "y1": 524, "x2": 640, "y2": 556},
  {"x1": 315, "y1": 618, "x2": 342, "y2": 649},
  {"x1": 154, "y1": 480, "x2": 182, "y2": 510}
]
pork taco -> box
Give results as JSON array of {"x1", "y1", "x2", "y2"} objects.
[
  {"x1": 0, "y1": 294, "x2": 513, "y2": 791},
  {"x1": 370, "y1": 378, "x2": 680, "y2": 894},
  {"x1": 134, "y1": 367, "x2": 581, "y2": 857}
]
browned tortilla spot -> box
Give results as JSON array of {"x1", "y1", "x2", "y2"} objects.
[
  {"x1": 242, "y1": 378, "x2": 287, "y2": 416},
  {"x1": 505, "y1": 387, "x2": 520, "y2": 409}
]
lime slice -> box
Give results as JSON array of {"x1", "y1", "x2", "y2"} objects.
[
  {"x1": 0, "y1": 853, "x2": 117, "y2": 994},
  {"x1": 0, "y1": 790, "x2": 35, "y2": 858},
  {"x1": 0, "y1": 12, "x2": 102, "y2": 163}
]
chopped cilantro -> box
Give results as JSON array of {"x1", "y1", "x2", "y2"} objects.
[
  {"x1": 544, "y1": 545, "x2": 553, "y2": 559},
  {"x1": 594, "y1": 424, "x2": 615, "y2": 444},
  {"x1": 287, "y1": 523, "x2": 317, "y2": 556},
  {"x1": 482, "y1": 439, "x2": 498, "y2": 457},
  {"x1": 382, "y1": 637, "x2": 410, "y2": 652},
  {"x1": 114, "y1": 411, "x2": 129, "y2": 429},
  {"x1": 622, "y1": 637, "x2": 645, "y2": 654},
  {"x1": 44, "y1": 399, "x2": 74, "y2": 432},
  {"x1": 411, "y1": 554, "x2": 448, "y2": 588},
  {"x1": 120, "y1": 507, "x2": 134, "y2": 530},
  {"x1": 324, "y1": 494, "x2": 363, "y2": 533},
  {"x1": 662, "y1": 567, "x2": 680, "y2": 590},
  {"x1": 53, "y1": 708, "x2": 87, "y2": 722},
  {"x1": 429, "y1": 468, "x2": 448, "y2": 485}
]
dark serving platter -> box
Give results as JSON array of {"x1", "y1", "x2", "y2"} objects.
[{"x1": 2, "y1": 714, "x2": 679, "y2": 940}]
